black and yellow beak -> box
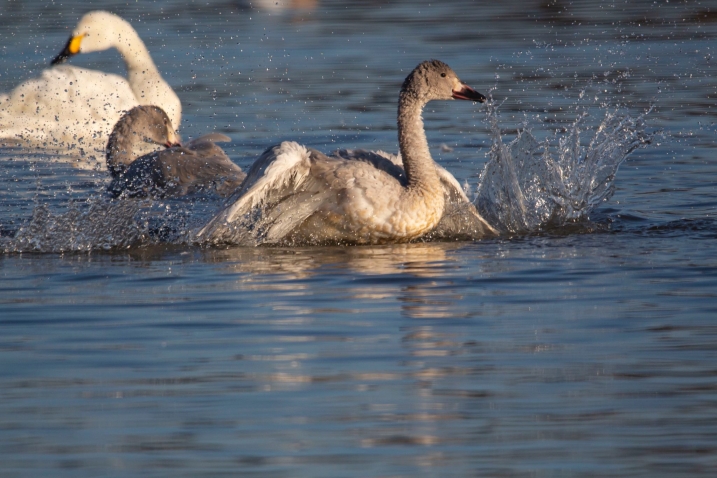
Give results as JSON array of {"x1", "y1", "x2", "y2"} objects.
[{"x1": 51, "y1": 34, "x2": 85, "y2": 65}]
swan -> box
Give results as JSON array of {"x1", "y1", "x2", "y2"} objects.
[
  {"x1": 196, "y1": 60, "x2": 496, "y2": 246},
  {"x1": 106, "y1": 106, "x2": 244, "y2": 198},
  {"x1": 330, "y1": 148, "x2": 498, "y2": 241},
  {"x1": 0, "y1": 11, "x2": 181, "y2": 151}
]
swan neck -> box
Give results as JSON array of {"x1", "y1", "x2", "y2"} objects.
[
  {"x1": 110, "y1": 22, "x2": 181, "y2": 128},
  {"x1": 109, "y1": 22, "x2": 182, "y2": 128},
  {"x1": 106, "y1": 125, "x2": 139, "y2": 177},
  {"x1": 397, "y1": 92, "x2": 439, "y2": 192},
  {"x1": 112, "y1": 24, "x2": 158, "y2": 75}
]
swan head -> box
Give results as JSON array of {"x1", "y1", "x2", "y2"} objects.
[
  {"x1": 121, "y1": 105, "x2": 181, "y2": 148},
  {"x1": 106, "y1": 105, "x2": 181, "y2": 175},
  {"x1": 51, "y1": 11, "x2": 131, "y2": 65},
  {"x1": 400, "y1": 60, "x2": 486, "y2": 104}
]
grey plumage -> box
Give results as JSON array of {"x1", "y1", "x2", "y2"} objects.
[{"x1": 106, "y1": 106, "x2": 245, "y2": 198}]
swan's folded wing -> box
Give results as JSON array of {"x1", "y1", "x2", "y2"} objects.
[
  {"x1": 159, "y1": 145, "x2": 245, "y2": 197},
  {"x1": 184, "y1": 133, "x2": 232, "y2": 148},
  {"x1": 428, "y1": 200, "x2": 498, "y2": 241},
  {"x1": 332, "y1": 149, "x2": 406, "y2": 182},
  {"x1": 429, "y1": 164, "x2": 498, "y2": 240},
  {"x1": 195, "y1": 141, "x2": 315, "y2": 244}
]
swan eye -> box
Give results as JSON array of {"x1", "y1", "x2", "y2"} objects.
[{"x1": 440, "y1": 73, "x2": 446, "y2": 78}]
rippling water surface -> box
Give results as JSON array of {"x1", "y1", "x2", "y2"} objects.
[{"x1": 1, "y1": 1, "x2": 717, "y2": 476}]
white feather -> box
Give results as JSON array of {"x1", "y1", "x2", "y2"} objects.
[{"x1": 196, "y1": 141, "x2": 311, "y2": 238}]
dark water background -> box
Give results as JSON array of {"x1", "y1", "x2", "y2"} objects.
[{"x1": 1, "y1": 0, "x2": 717, "y2": 476}]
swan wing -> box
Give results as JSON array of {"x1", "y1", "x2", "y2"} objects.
[
  {"x1": 429, "y1": 164, "x2": 498, "y2": 240},
  {"x1": 201, "y1": 145, "x2": 411, "y2": 246},
  {"x1": 159, "y1": 145, "x2": 244, "y2": 197},
  {"x1": 195, "y1": 141, "x2": 314, "y2": 243},
  {"x1": 184, "y1": 133, "x2": 232, "y2": 147},
  {"x1": 332, "y1": 149, "x2": 405, "y2": 183}
]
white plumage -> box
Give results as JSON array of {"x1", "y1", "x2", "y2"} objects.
[{"x1": 0, "y1": 11, "x2": 181, "y2": 152}]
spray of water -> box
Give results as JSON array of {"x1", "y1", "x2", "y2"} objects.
[
  {"x1": 4, "y1": 199, "x2": 145, "y2": 253},
  {"x1": 2, "y1": 103, "x2": 653, "y2": 252},
  {"x1": 474, "y1": 101, "x2": 652, "y2": 234},
  {"x1": 2, "y1": 196, "x2": 206, "y2": 253}
]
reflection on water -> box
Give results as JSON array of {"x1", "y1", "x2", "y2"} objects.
[
  {"x1": 1, "y1": 0, "x2": 717, "y2": 476},
  {"x1": 203, "y1": 243, "x2": 473, "y2": 319},
  {"x1": 2, "y1": 238, "x2": 717, "y2": 475}
]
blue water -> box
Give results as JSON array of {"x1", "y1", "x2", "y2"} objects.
[{"x1": 2, "y1": 1, "x2": 717, "y2": 476}]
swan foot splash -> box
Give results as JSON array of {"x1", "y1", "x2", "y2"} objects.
[{"x1": 475, "y1": 103, "x2": 653, "y2": 234}]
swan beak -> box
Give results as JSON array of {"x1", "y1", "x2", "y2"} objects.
[
  {"x1": 452, "y1": 82, "x2": 486, "y2": 103},
  {"x1": 166, "y1": 130, "x2": 181, "y2": 148},
  {"x1": 51, "y1": 34, "x2": 85, "y2": 65}
]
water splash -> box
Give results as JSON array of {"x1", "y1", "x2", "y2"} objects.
[
  {"x1": 2, "y1": 104, "x2": 653, "y2": 252},
  {"x1": 474, "y1": 102, "x2": 653, "y2": 234},
  {"x1": 2, "y1": 196, "x2": 207, "y2": 253},
  {"x1": 3, "y1": 199, "x2": 143, "y2": 253}
]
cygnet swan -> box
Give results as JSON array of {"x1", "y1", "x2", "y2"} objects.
[
  {"x1": 330, "y1": 148, "x2": 497, "y2": 241},
  {"x1": 0, "y1": 11, "x2": 181, "y2": 150},
  {"x1": 107, "y1": 106, "x2": 244, "y2": 198},
  {"x1": 196, "y1": 60, "x2": 492, "y2": 245}
]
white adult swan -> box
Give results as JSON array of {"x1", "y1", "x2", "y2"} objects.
[
  {"x1": 196, "y1": 60, "x2": 496, "y2": 246},
  {"x1": 0, "y1": 11, "x2": 181, "y2": 151},
  {"x1": 106, "y1": 106, "x2": 244, "y2": 198}
]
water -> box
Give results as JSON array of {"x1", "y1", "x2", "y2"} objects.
[{"x1": 1, "y1": 0, "x2": 717, "y2": 476}]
